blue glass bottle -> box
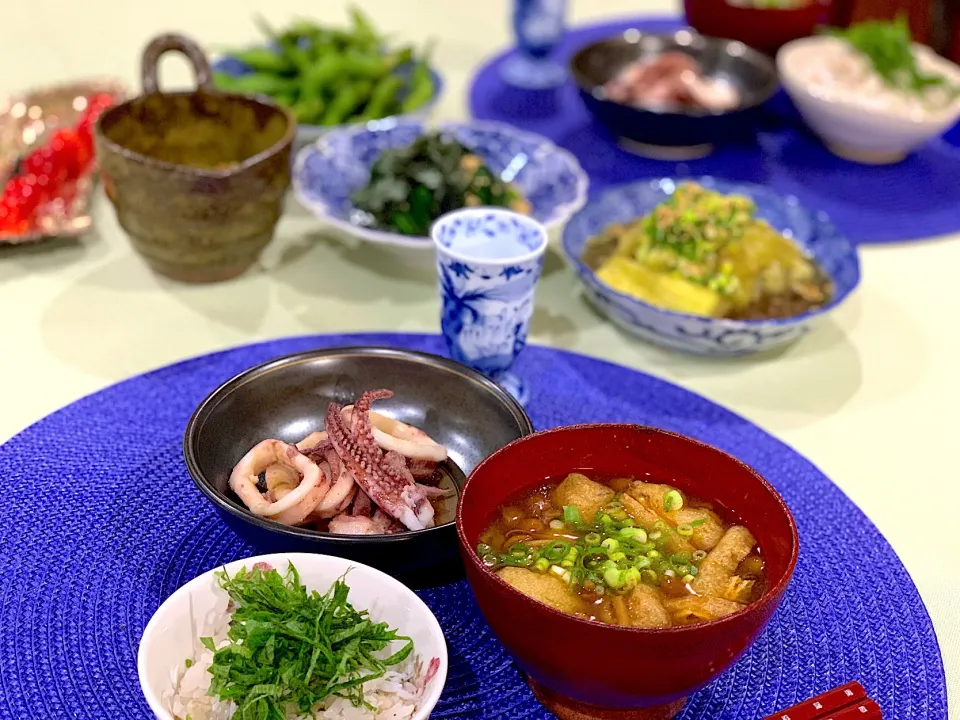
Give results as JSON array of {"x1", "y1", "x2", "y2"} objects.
[{"x1": 501, "y1": 0, "x2": 568, "y2": 89}]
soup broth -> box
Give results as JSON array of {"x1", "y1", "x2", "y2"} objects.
[{"x1": 477, "y1": 473, "x2": 765, "y2": 627}]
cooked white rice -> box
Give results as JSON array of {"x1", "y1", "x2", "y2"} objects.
[{"x1": 162, "y1": 587, "x2": 425, "y2": 720}]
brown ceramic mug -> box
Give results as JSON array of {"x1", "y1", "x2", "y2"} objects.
[{"x1": 95, "y1": 33, "x2": 295, "y2": 283}]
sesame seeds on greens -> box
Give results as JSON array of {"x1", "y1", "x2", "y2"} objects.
[{"x1": 199, "y1": 563, "x2": 413, "y2": 720}]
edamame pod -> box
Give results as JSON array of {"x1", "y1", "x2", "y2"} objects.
[
  {"x1": 301, "y1": 54, "x2": 342, "y2": 99},
  {"x1": 340, "y1": 50, "x2": 390, "y2": 79},
  {"x1": 229, "y1": 47, "x2": 294, "y2": 74},
  {"x1": 213, "y1": 71, "x2": 298, "y2": 97},
  {"x1": 291, "y1": 97, "x2": 326, "y2": 124},
  {"x1": 359, "y1": 75, "x2": 404, "y2": 120},
  {"x1": 321, "y1": 81, "x2": 374, "y2": 125}
]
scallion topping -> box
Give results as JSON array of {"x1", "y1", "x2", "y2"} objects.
[
  {"x1": 476, "y1": 492, "x2": 721, "y2": 596},
  {"x1": 563, "y1": 505, "x2": 582, "y2": 525},
  {"x1": 663, "y1": 490, "x2": 683, "y2": 512}
]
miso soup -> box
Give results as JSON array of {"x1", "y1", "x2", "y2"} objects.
[{"x1": 476, "y1": 473, "x2": 765, "y2": 627}]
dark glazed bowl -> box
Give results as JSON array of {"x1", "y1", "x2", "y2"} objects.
[
  {"x1": 184, "y1": 346, "x2": 533, "y2": 580},
  {"x1": 685, "y1": 0, "x2": 830, "y2": 56},
  {"x1": 569, "y1": 30, "x2": 778, "y2": 159},
  {"x1": 95, "y1": 34, "x2": 295, "y2": 283},
  {"x1": 457, "y1": 424, "x2": 798, "y2": 720}
]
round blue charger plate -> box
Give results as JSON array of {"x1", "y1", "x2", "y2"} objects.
[
  {"x1": 469, "y1": 16, "x2": 960, "y2": 245},
  {"x1": 0, "y1": 333, "x2": 945, "y2": 719}
]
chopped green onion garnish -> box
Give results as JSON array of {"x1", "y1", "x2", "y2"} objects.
[
  {"x1": 619, "y1": 527, "x2": 647, "y2": 542},
  {"x1": 682, "y1": 574, "x2": 695, "y2": 584},
  {"x1": 647, "y1": 550, "x2": 661, "y2": 559},
  {"x1": 601, "y1": 538, "x2": 620, "y2": 552},
  {"x1": 689, "y1": 519, "x2": 707, "y2": 527},
  {"x1": 477, "y1": 543, "x2": 492, "y2": 555},
  {"x1": 549, "y1": 519, "x2": 564, "y2": 530},
  {"x1": 185, "y1": 658, "x2": 193, "y2": 668},
  {"x1": 542, "y1": 540, "x2": 570, "y2": 562},
  {"x1": 534, "y1": 558, "x2": 549, "y2": 572},
  {"x1": 677, "y1": 523, "x2": 694, "y2": 537},
  {"x1": 603, "y1": 567, "x2": 624, "y2": 589},
  {"x1": 663, "y1": 490, "x2": 683, "y2": 512},
  {"x1": 670, "y1": 554, "x2": 690, "y2": 565},
  {"x1": 563, "y1": 505, "x2": 582, "y2": 525},
  {"x1": 609, "y1": 551, "x2": 627, "y2": 562},
  {"x1": 585, "y1": 532, "x2": 601, "y2": 545},
  {"x1": 692, "y1": 549, "x2": 707, "y2": 562}
]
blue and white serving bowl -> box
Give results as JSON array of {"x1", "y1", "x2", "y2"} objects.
[
  {"x1": 562, "y1": 177, "x2": 861, "y2": 356},
  {"x1": 213, "y1": 52, "x2": 445, "y2": 157},
  {"x1": 293, "y1": 119, "x2": 589, "y2": 263}
]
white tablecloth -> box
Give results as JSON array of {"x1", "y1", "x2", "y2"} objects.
[{"x1": 0, "y1": 0, "x2": 956, "y2": 713}]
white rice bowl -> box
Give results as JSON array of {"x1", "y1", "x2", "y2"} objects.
[{"x1": 138, "y1": 553, "x2": 448, "y2": 720}]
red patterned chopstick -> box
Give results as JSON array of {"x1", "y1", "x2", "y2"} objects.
[
  {"x1": 826, "y1": 698, "x2": 882, "y2": 720},
  {"x1": 762, "y1": 682, "x2": 880, "y2": 720}
]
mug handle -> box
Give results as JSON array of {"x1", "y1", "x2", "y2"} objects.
[{"x1": 140, "y1": 33, "x2": 214, "y2": 95}]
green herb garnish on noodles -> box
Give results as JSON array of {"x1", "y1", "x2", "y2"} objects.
[
  {"x1": 203, "y1": 563, "x2": 413, "y2": 719},
  {"x1": 827, "y1": 16, "x2": 958, "y2": 97}
]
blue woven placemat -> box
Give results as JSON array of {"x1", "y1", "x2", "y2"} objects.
[
  {"x1": 469, "y1": 16, "x2": 960, "y2": 245},
  {"x1": 0, "y1": 333, "x2": 945, "y2": 719}
]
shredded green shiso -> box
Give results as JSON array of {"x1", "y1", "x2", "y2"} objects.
[
  {"x1": 828, "y1": 16, "x2": 960, "y2": 99},
  {"x1": 196, "y1": 563, "x2": 413, "y2": 720}
]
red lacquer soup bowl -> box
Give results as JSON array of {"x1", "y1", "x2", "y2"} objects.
[{"x1": 456, "y1": 424, "x2": 799, "y2": 719}]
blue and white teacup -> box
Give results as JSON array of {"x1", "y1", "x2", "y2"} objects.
[{"x1": 431, "y1": 208, "x2": 548, "y2": 406}]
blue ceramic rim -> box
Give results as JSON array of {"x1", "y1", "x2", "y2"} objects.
[
  {"x1": 211, "y1": 52, "x2": 446, "y2": 134},
  {"x1": 292, "y1": 118, "x2": 590, "y2": 249},
  {"x1": 430, "y1": 207, "x2": 549, "y2": 266},
  {"x1": 561, "y1": 176, "x2": 862, "y2": 330}
]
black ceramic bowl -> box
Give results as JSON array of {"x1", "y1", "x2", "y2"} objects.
[
  {"x1": 183, "y1": 346, "x2": 533, "y2": 580},
  {"x1": 569, "y1": 29, "x2": 778, "y2": 159}
]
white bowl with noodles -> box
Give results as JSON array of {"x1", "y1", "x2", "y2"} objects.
[
  {"x1": 778, "y1": 35, "x2": 960, "y2": 164},
  {"x1": 138, "y1": 552, "x2": 448, "y2": 720}
]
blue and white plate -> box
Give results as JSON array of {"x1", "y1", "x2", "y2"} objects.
[
  {"x1": 292, "y1": 119, "x2": 589, "y2": 256},
  {"x1": 562, "y1": 177, "x2": 862, "y2": 356},
  {"x1": 212, "y1": 52, "x2": 444, "y2": 156}
]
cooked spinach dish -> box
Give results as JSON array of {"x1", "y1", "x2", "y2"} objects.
[{"x1": 351, "y1": 132, "x2": 532, "y2": 237}]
